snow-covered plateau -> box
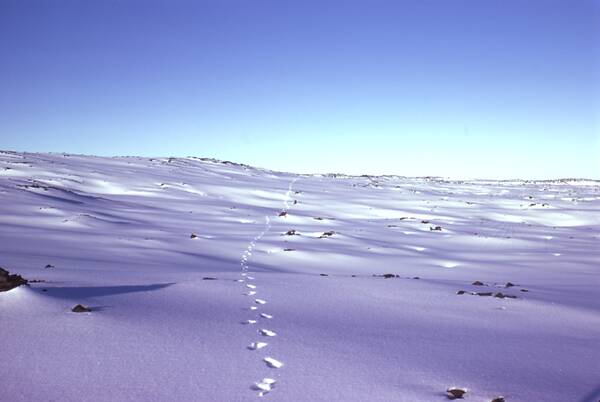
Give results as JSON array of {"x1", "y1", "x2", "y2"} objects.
[{"x1": 1, "y1": 150, "x2": 599, "y2": 402}]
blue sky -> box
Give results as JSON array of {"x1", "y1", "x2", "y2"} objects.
[{"x1": 0, "y1": 0, "x2": 598, "y2": 178}]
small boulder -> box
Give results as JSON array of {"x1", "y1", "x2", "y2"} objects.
[
  {"x1": 447, "y1": 387, "x2": 467, "y2": 399},
  {"x1": 319, "y1": 273, "x2": 329, "y2": 277},
  {"x1": 472, "y1": 281, "x2": 485, "y2": 286},
  {"x1": 190, "y1": 233, "x2": 198, "y2": 239},
  {"x1": 285, "y1": 230, "x2": 297, "y2": 236},
  {"x1": 494, "y1": 292, "x2": 517, "y2": 299},
  {"x1": 382, "y1": 274, "x2": 396, "y2": 279},
  {"x1": 491, "y1": 397, "x2": 506, "y2": 402},
  {"x1": 45, "y1": 264, "x2": 55, "y2": 269},
  {"x1": 203, "y1": 277, "x2": 217, "y2": 280},
  {"x1": 505, "y1": 282, "x2": 515, "y2": 288},
  {"x1": 456, "y1": 290, "x2": 466, "y2": 295},
  {"x1": 71, "y1": 304, "x2": 91, "y2": 313},
  {"x1": 278, "y1": 211, "x2": 287, "y2": 217}
]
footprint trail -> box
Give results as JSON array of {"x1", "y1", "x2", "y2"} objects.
[{"x1": 237, "y1": 177, "x2": 299, "y2": 396}]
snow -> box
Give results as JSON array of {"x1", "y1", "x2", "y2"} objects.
[{"x1": 1, "y1": 150, "x2": 599, "y2": 401}]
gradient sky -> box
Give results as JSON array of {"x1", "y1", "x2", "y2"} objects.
[{"x1": 1, "y1": 0, "x2": 598, "y2": 178}]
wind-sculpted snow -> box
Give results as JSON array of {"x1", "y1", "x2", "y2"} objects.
[{"x1": 1, "y1": 151, "x2": 599, "y2": 401}]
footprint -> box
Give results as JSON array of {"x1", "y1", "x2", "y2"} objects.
[
  {"x1": 255, "y1": 299, "x2": 267, "y2": 305},
  {"x1": 249, "y1": 306, "x2": 258, "y2": 311},
  {"x1": 247, "y1": 342, "x2": 268, "y2": 350},
  {"x1": 245, "y1": 291, "x2": 257, "y2": 296},
  {"x1": 260, "y1": 313, "x2": 273, "y2": 319},
  {"x1": 254, "y1": 378, "x2": 276, "y2": 395},
  {"x1": 246, "y1": 276, "x2": 255, "y2": 280},
  {"x1": 264, "y1": 357, "x2": 284, "y2": 368},
  {"x1": 246, "y1": 284, "x2": 257, "y2": 289},
  {"x1": 243, "y1": 320, "x2": 257, "y2": 325},
  {"x1": 259, "y1": 329, "x2": 277, "y2": 337}
]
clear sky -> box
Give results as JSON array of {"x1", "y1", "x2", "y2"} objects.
[{"x1": 1, "y1": 0, "x2": 598, "y2": 178}]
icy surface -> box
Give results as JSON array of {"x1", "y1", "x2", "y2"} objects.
[{"x1": 1, "y1": 151, "x2": 599, "y2": 401}]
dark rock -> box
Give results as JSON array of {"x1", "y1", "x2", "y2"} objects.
[
  {"x1": 319, "y1": 273, "x2": 328, "y2": 277},
  {"x1": 430, "y1": 226, "x2": 442, "y2": 231},
  {"x1": 45, "y1": 264, "x2": 55, "y2": 269},
  {"x1": 472, "y1": 281, "x2": 485, "y2": 286},
  {"x1": 412, "y1": 276, "x2": 420, "y2": 280},
  {"x1": 319, "y1": 231, "x2": 335, "y2": 238},
  {"x1": 71, "y1": 304, "x2": 91, "y2": 313},
  {"x1": 351, "y1": 275, "x2": 356, "y2": 277},
  {"x1": 190, "y1": 233, "x2": 198, "y2": 239},
  {"x1": 314, "y1": 217, "x2": 324, "y2": 220},
  {"x1": 0, "y1": 267, "x2": 28, "y2": 292},
  {"x1": 283, "y1": 248, "x2": 295, "y2": 251},
  {"x1": 203, "y1": 277, "x2": 217, "y2": 280},
  {"x1": 447, "y1": 387, "x2": 467, "y2": 399},
  {"x1": 494, "y1": 292, "x2": 517, "y2": 299},
  {"x1": 520, "y1": 289, "x2": 529, "y2": 292},
  {"x1": 293, "y1": 200, "x2": 298, "y2": 205},
  {"x1": 382, "y1": 273, "x2": 396, "y2": 279},
  {"x1": 285, "y1": 230, "x2": 297, "y2": 236},
  {"x1": 491, "y1": 397, "x2": 506, "y2": 402},
  {"x1": 456, "y1": 290, "x2": 466, "y2": 295},
  {"x1": 421, "y1": 220, "x2": 430, "y2": 224},
  {"x1": 476, "y1": 292, "x2": 493, "y2": 296},
  {"x1": 278, "y1": 211, "x2": 287, "y2": 217},
  {"x1": 505, "y1": 282, "x2": 515, "y2": 287}
]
